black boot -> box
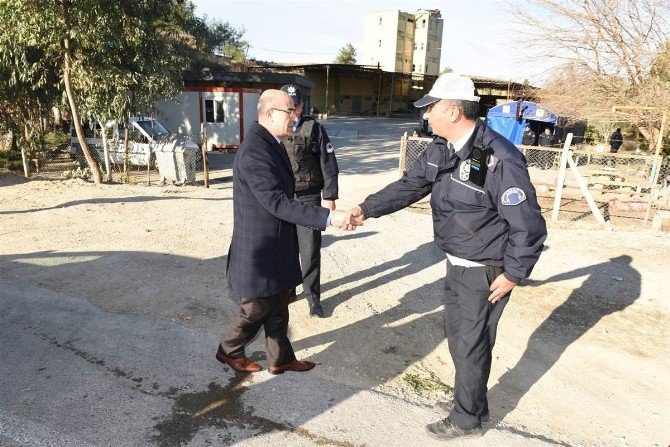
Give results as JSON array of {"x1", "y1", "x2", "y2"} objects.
[
  {"x1": 425, "y1": 418, "x2": 482, "y2": 440},
  {"x1": 308, "y1": 299, "x2": 324, "y2": 318}
]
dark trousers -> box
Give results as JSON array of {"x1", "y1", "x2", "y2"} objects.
[
  {"x1": 443, "y1": 260, "x2": 509, "y2": 429},
  {"x1": 220, "y1": 290, "x2": 295, "y2": 368},
  {"x1": 295, "y1": 193, "x2": 322, "y2": 305}
]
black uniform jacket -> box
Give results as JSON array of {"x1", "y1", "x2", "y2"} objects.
[
  {"x1": 227, "y1": 122, "x2": 330, "y2": 299},
  {"x1": 521, "y1": 130, "x2": 536, "y2": 146},
  {"x1": 360, "y1": 120, "x2": 547, "y2": 283}
]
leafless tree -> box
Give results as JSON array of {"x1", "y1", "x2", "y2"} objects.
[{"x1": 512, "y1": 0, "x2": 670, "y2": 150}]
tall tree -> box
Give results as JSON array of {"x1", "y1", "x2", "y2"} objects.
[
  {"x1": 512, "y1": 0, "x2": 670, "y2": 150},
  {"x1": 0, "y1": 0, "x2": 232, "y2": 182},
  {"x1": 177, "y1": 3, "x2": 249, "y2": 62},
  {"x1": 0, "y1": 25, "x2": 60, "y2": 157},
  {"x1": 334, "y1": 43, "x2": 357, "y2": 64}
]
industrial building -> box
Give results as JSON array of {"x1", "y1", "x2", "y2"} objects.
[{"x1": 361, "y1": 9, "x2": 443, "y2": 76}]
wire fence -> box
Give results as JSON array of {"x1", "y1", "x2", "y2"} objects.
[
  {"x1": 28, "y1": 125, "x2": 205, "y2": 186},
  {"x1": 399, "y1": 134, "x2": 670, "y2": 229}
]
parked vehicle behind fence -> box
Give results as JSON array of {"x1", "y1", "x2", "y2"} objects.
[{"x1": 70, "y1": 117, "x2": 199, "y2": 168}]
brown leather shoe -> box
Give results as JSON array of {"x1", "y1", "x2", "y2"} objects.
[
  {"x1": 215, "y1": 345, "x2": 262, "y2": 373},
  {"x1": 269, "y1": 359, "x2": 316, "y2": 375}
]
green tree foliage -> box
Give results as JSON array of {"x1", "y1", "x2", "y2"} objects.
[
  {"x1": 177, "y1": 3, "x2": 249, "y2": 62},
  {"x1": 334, "y1": 43, "x2": 357, "y2": 64},
  {"x1": 0, "y1": 0, "x2": 248, "y2": 178},
  {"x1": 0, "y1": 1, "x2": 62, "y2": 158}
]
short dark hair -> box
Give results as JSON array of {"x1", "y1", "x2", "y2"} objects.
[{"x1": 446, "y1": 99, "x2": 479, "y2": 120}]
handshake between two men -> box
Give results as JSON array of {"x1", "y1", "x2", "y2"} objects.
[{"x1": 329, "y1": 206, "x2": 366, "y2": 231}]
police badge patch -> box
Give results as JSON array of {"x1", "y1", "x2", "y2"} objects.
[
  {"x1": 325, "y1": 142, "x2": 334, "y2": 153},
  {"x1": 459, "y1": 160, "x2": 471, "y2": 181},
  {"x1": 501, "y1": 187, "x2": 526, "y2": 206}
]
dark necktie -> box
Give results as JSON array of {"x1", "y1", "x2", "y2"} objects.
[{"x1": 447, "y1": 142, "x2": 455, "y2": 159}]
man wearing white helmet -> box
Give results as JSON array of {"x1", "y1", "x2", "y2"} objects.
[{"x1": 347, "y1": 73, "x2": 547, "y2": 439}]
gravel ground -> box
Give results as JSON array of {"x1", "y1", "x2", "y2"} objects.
[{"x1": 1, "y1": 117, "x2": 668, "y2": 446}]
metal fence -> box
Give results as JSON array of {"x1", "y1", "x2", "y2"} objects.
[
  {"x1": 28, "y1": 125, "x2": 204, "y2": 186},
  {"x1": 399, "y1": 134, "x2": 670, "y2": 229}
]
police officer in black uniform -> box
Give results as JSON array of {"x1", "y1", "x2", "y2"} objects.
[
  {"x1": 347, "y1": 74, "x2": 547, "y2": 439},
  {"x1": 538, "y1": 127, "x2": 555, "y2": 147},
  {"x1": 521, "y1": 124, "x2": 536, "y2": 146},
  {"x1": 280, "y1": 84, "x2": 339, "y2": 318}
]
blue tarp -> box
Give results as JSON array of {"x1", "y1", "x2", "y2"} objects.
[{"x1": 486, "y1": 101, "x2": 559, "y2": 145}]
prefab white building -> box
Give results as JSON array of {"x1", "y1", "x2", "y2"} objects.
[{"x1": 154, "y1": 87, "x2": 261, "y2": 150}]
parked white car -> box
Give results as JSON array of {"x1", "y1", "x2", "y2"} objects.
[{"x1": 70, "y1": 118, "x2": 199, "y2": 167}]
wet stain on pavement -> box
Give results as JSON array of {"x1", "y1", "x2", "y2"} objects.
[
  {"x1": 39, "y1": 332, "x2": 362, "y2": 446},
  {"x1": 151, "y1": 375, "x2": 364, "y2": 447},
  {"x1": 151, "y1": 375, "x2": 257, "y2": 446}
]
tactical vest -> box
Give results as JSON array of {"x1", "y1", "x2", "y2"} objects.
[{"x1": 283, "y1": 117, "x2": 324, "y2": 191}]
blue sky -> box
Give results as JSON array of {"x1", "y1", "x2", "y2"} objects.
[{"x1": 191, "y1": 0, "x2": 553, "y2": 85}]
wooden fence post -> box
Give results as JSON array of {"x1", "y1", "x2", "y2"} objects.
[
  {"x1": 20, "y1": 147, "x2": 30, "y2": 177},
  {"x1": 201, "y1": 122, "x2": 209, "y2": 188},
  {"x1": 398, "y1": 132, "x2": 408, "y2": 177}
]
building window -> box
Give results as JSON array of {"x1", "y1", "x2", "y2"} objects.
[
  {"x1": 205, "y1": 99, "x2": 225, "y2": 123},
  {"x1": 420, "y1": 42, "x2": 424, "y2": 50},
  {"x1": 408, "y1": 18, "x2": 414, "y2": 23},
  {"x1": 427, "y1": 43, "x2": 430, "y2": 51},
  {"x1": 379, "y1": 17, "x2": 382, "y2": 25},
  {"x1": 378, "y1": 39, "x2": 382, "y2": 47},
  {"x1": 422, "y1": 19, "x2": 426, "y2": 26},
  {"x1": 412, "y1": 64, "x2": 416, "y2": 71}
]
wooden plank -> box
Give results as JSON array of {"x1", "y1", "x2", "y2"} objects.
[
  {"x1": 551, "y1": 134, "x2": 573, "y2": 221},
  {"x1": 567, "y1": 153, "x2": 608, "y2": 225},
  {"x1": 587, "y1": 180, "x2": 638, "y2": 188},
  {"x1": 398, "y1": 133, "x2": 407, "y2": 177}
]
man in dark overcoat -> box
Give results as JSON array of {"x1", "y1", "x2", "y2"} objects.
[{"x1": 217, "y1": 89, "x2": 353, "y2": 374}]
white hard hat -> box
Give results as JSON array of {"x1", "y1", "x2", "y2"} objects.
[{"x1": 414, "y1": 73, "x2": 480, "y2": 107}]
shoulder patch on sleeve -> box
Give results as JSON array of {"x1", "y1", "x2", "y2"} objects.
[
  {"x1": 325, "y1": 142, "x2": 334, "y2": 153},
  {"x1": 501, "y1": 187, "x2": 526, "y2": 206}
]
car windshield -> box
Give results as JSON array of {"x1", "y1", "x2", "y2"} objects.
[{"x1": 135, "y1": 120, "x2": 170, "y2": 140}]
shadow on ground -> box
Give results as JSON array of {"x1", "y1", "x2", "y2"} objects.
[{"x1": 0, "y1": 232, "x2": 640, "y2": 445}]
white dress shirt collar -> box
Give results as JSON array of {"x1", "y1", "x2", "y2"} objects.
[{"x1": 450, "y1": 125, "x2": 477, "y2": 152}]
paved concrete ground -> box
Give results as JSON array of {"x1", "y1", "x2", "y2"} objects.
[
  {"x1": 2, "y1": 117, "x2": 667, "y2": 447},
  {"x1": 1, "y1": 279, "x2": 555, "y2": 447}
]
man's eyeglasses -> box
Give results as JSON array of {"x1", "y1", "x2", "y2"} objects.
[
  {"x1": 426, "y1": 100, "x2": 443, "y2": 112},
  {"x1": 271, "y1": 107, "x2": 298, "y2": 117},
  {"x1": 426, "y1": 100, "x2": 456, "y2": 114}
]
